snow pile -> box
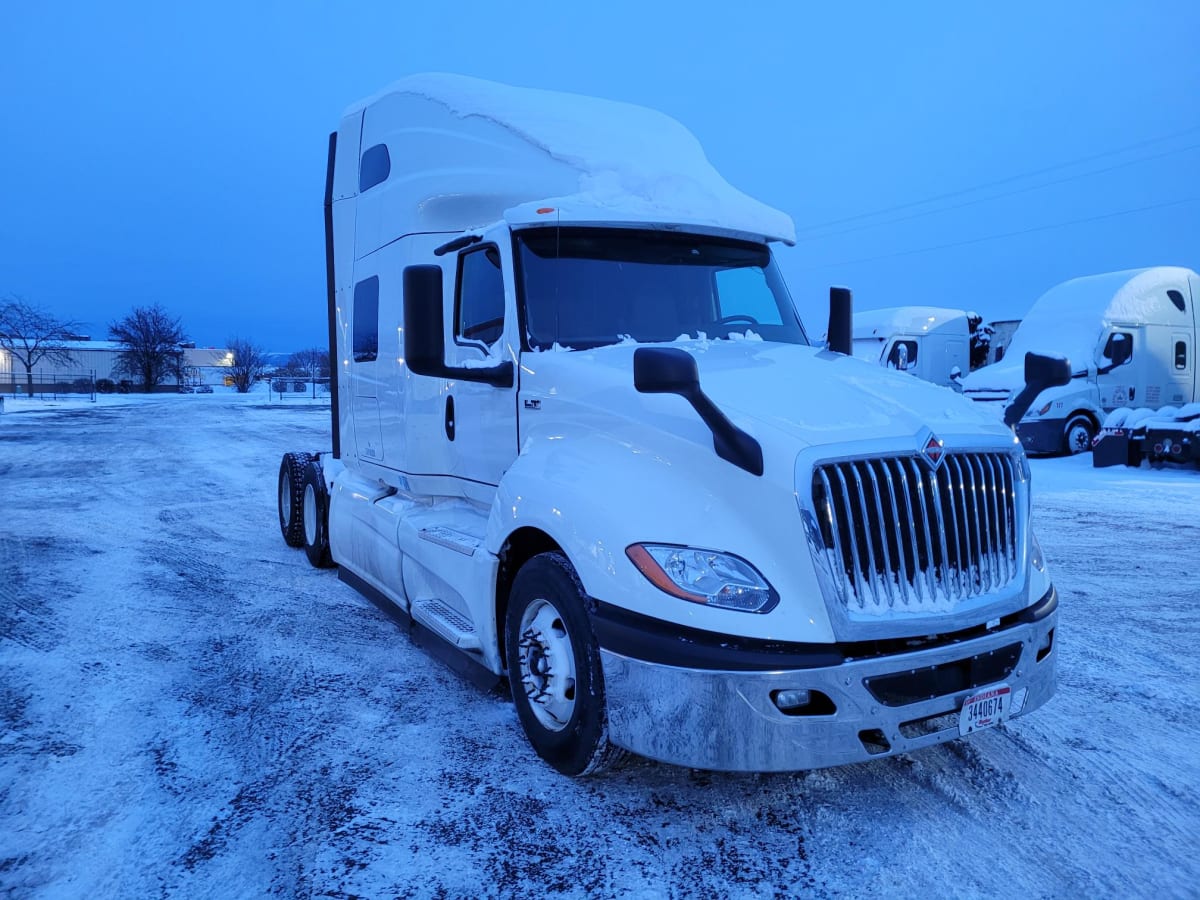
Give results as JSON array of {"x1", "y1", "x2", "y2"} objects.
[
  {"x1": 349, "y1": 73, "x2": 795, "y2": 243},
  {"x1": 1105, "y1": 403, "x2": 1200, "y2": 432}
]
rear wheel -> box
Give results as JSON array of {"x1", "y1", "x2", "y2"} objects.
[
  {"x1": 300, "y1": 462, "x2": 334, "y2": 568},
  {"x1": 505, "y1": 553, "x2": 625, "y2": 776},
  {"x1": 1063, "y1": 415, "x2": 1096, "y2": 455},
  {"x1": 277, "y1": 452, "x2": 313, "y2": 547}
]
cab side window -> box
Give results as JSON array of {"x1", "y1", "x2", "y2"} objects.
[
  {"x1": 713, "y1": 267, "x2": 784, "y2": 325},
  {"x1": 887, "y1": 340, "x2": 918, "y2": 369},
  {"x1": 1103, "y1": 332, "x2": 1133, "y2": 364},
  {"x1": 456, "y1": 247, "x2": 505, "y2": 347}
]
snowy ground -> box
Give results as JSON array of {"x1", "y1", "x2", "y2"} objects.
[{"x1": 2, "y1": 395, "x2": 1198, "y2": 898}]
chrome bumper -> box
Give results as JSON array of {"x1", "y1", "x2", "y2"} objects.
[{"x1": 600, "y1": 611, "x2": 1057, "y2": 772}]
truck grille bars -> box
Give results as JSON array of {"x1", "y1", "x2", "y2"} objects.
[{"x1": 812, "y1": 452, "x2": 1019, "y2": 610}]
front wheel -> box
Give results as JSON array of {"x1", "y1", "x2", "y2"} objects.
[
  {"x1": 505, "y1": 553, "x2": 625, "y2": 776},
  {"x1": 1063, "y1": 415, "x2": 1096, "y2": 455}
]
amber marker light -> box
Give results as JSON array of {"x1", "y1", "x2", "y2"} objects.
[
  {"x1": 536, "y1": 207, "x2": 555, "y2": 214},
  {"x1": 626, "y1": 545, "x2": 707, "y2": 604}
]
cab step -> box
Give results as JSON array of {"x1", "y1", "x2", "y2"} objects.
[
  {"x1": 418, "y1": 526, "x2": 481, "y2": 557},
  {"x1": 411, "y1": 597, "x2": 480, "y2": 651}
]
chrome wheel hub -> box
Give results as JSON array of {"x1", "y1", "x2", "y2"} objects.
[{"x1": 517, "y1": 599, "x2": 576, "y2": 732}]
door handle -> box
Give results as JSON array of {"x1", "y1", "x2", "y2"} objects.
[{"x1": 445, "y1": 394, "x2": 456, "y2": 441}]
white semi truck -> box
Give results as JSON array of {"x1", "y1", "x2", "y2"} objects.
[
  {"x1": 852, "y1": 306, "x2": 978, "y2": 387},
  {"x1": 277, "y1": 74, "x2": 1066, "y2": 776},
  {"x1": 962, "y1": 267, "x2": 1199, "y2": 455}
]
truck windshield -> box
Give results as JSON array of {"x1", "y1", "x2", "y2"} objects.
[{"x1": 516, "y1": 227, "x2": 808, "y2": 350}]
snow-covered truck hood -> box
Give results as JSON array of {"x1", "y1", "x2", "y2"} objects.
[
  {"x1": 519, "y1": 340, "x2": 1014, "y2": 467},
  {"x1": 962, "y1": 361, "x2": 1025, "y2": 394}
]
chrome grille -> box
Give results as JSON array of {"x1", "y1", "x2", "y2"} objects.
[{"x1": 811, "y1": 452, "x2": 1019, "y2": 610}]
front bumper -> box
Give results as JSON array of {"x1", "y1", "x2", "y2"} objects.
[
  {"x1": 599, "y1": 590, "x2": 1058, "y2": 772},
  {"x1": 1015, "y1": 417, "x2": 1066, "y2": 455}
]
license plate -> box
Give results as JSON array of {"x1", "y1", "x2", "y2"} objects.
[{"x1": 958, "y1": 684, "x2": 1011, "y2": 736}]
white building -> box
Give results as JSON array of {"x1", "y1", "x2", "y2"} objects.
[{"x1": 0, "y1": 341, "x2": 232, "y2": 392}]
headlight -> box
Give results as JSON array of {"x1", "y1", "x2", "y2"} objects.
[{"x1": 626, "y1": 544, "x2": 778, "y2": 613}]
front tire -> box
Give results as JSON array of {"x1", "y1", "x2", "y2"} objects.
[
  {"x1": 300, "y1": 462, "x2": 334, "y2": 568},
  {"x1": 277, "y1": 452, "x2": 313, "y2": 547},
  {"x1": 1063, "y1": 415, "x2": 1096, "y2": 455},
  {"x1": 505, "y1": 553, "x2": 624, "y2": 776}
]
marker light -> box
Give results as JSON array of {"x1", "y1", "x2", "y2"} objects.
[
  {"x1": 626, "y1": 544, "x2": 777, "y2": 613},
  {"x1": 536, "y1": 207, "x2": 555, "y2": 214}
]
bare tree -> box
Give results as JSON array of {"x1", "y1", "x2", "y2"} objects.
[
  {"x1": 0, "y1": 296, "x2": 79, "y2": 396},
  {"x1": 227, "y1": 336, "x2": 267, "y2": 393},
  {"x1": 110, "y1": 304, "x2": 186, "y2": 392},
  {"x1": 287, "y1": 347, "x2": 330, "y2": 380}
]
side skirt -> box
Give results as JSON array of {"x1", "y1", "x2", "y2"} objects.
[{"x1": 337, "y1": 566, "x2": 502, "y2": 692}]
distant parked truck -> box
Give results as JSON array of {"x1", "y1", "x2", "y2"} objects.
[
  {"x1": 986, "y1": 319, "x2": 1021, "y2": 365},
  {"x1": 962, "y1": 267, "x2": 1199, "y2": 454},
  {"x1": 852, "y1": 307, "x2": 991, "y2": 387}
]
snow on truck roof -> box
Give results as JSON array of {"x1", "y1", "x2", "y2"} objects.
[
  {"x1": 341, "y1": 73, "x2": 795, "y2": 244},
  {"x1": 1003, "y1": 266, "x2": 1197, "y2": 366},
  {"x1": 852, "y1": 306, "x2": 968, "y2": 339}
]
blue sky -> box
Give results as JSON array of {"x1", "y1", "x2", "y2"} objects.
[{"x1": 3, "y1": 1, "x2": 1197, "y2": 351}]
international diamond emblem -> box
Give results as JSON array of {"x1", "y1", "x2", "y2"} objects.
[{"x1": 919, "y1": 432, "x2": 945, "y2": 469}]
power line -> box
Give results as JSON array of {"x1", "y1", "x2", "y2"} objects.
[
  {"x1": 796, "y1": 142, "x2": 1200, "y2": 242},
  {"x1": 793, "y1": 124, "x2": 1200, "y2": 234},
  {"x1": 793, "y1": 197, "x2": 1198, "y2": 272}
]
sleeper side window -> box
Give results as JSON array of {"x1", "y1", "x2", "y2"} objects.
[
  {"x1": 359, "y1": 144, "x2": 391, "y2": 193},
  {"x1": 1167, "y1": 289, "x2": 1186, "y2": 313},
  {"x1": 455, "y1": 246, "x2": 505, "y2": 348},
  {"x1": 353, "y1": 276, "x2": 379, "y2": 362}
]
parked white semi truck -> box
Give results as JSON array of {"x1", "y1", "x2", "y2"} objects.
[
  {"x1": 277, "y1": 74, "x2": 1066, "y2": 776},
  {"x1": 852, "y1": 306, "x2": 977, "y2": 387},
  {"x1": 962, "y1": 267, "x2": 1199, "y2": 455}
]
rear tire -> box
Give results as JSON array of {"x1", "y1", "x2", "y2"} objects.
[
  {"x1": 505, "y1": 552, "x2": 626, "y2": 776},
  {"x1": 277, "y1": 452, "x2": 313, "y2": 547},
  {"x1": 1062, "y1": 415, "x2": 1096, "y2": 455},
  {"x1": 300, "y1": 462, "x2": 335, "y2": 568}
]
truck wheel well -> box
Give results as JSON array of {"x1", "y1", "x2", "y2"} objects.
[
  {"x1": 1067, "y1": 409, "x2": 1100, "y2": 429},
  {"x1": 496, "y1": 527, "x2": 563, "y2": 669}
]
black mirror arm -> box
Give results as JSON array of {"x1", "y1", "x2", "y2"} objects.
[
  {"x1": 685, "y1": 389, "x2": 765, "y2": 477},
  {"x1": 1004, "y1": 384, "x2": 1042, "y2": 427},
  {"x1": 633, "y1": 347, "x2": 763, "y2": 476}
]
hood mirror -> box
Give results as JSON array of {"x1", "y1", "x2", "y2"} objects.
[
  {"x1": 634, "y1": 347, "x2": 763, "y2": 476},
  {"x1": 1004, "y1": 352, "x2": 1072, "y2": 427}
]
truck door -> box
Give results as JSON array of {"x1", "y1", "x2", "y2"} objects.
[
  {"x1": 944, "y1": 337, "x2": 967, "y2": 386},
  {"x1": 1097, "y1": 327, "x2": 1140, "y2": 409},
  {"x1": 443, "y1": 242, "x2": 518, "y2": 489},
  {"x1": 1169, "y1": 331, "x2": 1192, "y2": 405},
  {"x1": 1190, "y1": 276, "x2": 1200, "y2": 402}
]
